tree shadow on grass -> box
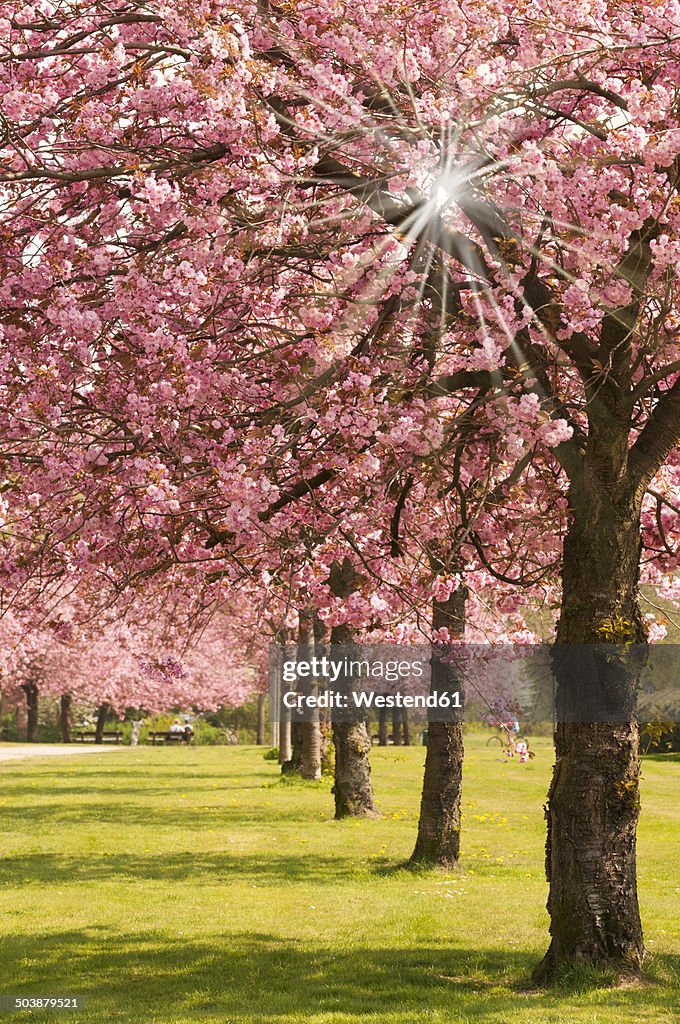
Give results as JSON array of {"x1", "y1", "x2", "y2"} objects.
[
  {"x1": 367, "y1": 859, "x2": 419, "y2": 878},
  {"x1": 0, "y1": 851, "x2": 361, "y2": 887},
  {"x1": 0, "y1": 798, "x2": 326, "y2": 830},
  {"x1": 1, "y1": 931, "x2": 678, "y2": 1024},
  {"x1": 0, "y1": 767, "x2": 276, "y2": 791}
]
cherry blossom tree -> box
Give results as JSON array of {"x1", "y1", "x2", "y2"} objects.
[
  {"x1": 0, "y1": 580, "x2": 265, "y2": 742},
  {"x1": 233, "y1": 2, "x2": 680, "y2": 977}
]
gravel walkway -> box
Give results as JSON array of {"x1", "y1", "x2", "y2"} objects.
[{"x1": 0, "y1": 744, "x2": 125, "y2": 762}]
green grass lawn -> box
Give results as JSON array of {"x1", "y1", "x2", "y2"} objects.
[{"x1": 0, "y1": 736, "x2": 678, "y2": 1023}]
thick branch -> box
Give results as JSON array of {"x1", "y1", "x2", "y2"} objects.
[{"x1": 628, "y1": 376, "x2": 680, "y2": 491}]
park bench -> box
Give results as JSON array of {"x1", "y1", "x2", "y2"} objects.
[
  {"x1": 147, "y1": 730, "x2": 190, "y2": 745},
  {"x1": 75, "y1": 731, "x2": 123, "y2": 744}
]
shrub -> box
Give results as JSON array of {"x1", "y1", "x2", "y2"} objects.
[{"x1": 0, "y1": 713, "x2": 21, "y2": 742}]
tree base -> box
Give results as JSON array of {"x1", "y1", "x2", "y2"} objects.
[
  {"x1": 333, "y1": 802, "x2": 381, "y2": 820},
  {"x1": 408, "y1": 853, "x2": 460, "y2": 872},
  {"x1": 532, "y1": 947, "x2": 644, "y2": 988}
]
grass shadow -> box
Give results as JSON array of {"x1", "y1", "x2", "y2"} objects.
[
  {"x1": 0, "y1": 799, "x2": 324, "y2": 830},
  {"x1": 0, "y1": 851, "x2": 361, "y2": 887},
  {"x1": 1, "y1": 931, "x2": 678, "y2": 1024}
]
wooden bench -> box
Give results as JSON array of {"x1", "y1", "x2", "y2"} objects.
[
  {"x1": 147, "y1": 730, "x2": 191, "y2": 745},
  {"x1": 75, "y1": 731, "x2": 123, "y2": 744}
]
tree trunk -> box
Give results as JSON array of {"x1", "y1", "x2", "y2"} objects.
[
  {"x1": 15, "y1": 701, "x2": 27, "y2": 735},
  {"x1": 271, "y1": 627, "x2": 286, "y2": 753},
  {"x1": 391, "y1": 706, "x2": 402, "y2": 746},
  {"x1": 60, "y1": 694, "x2": 72, "y2": 744},
  {"x1": 278, "y1": 629, "x2": 294, "y2": 766},
  {"x1": 256, "y1": 692, "x2": 266, "y2": 745},
  {"x1": 284, "y1": 720, "x2": 304, "y2": 772},
  {"x1": 411, "y1": 580, "x2": 467, "y2": 869},
  {"x1": 314, "y1": 613, "x2": 331, "y2": 771},
  {"x1": 278, "y1": 708, "x2": 292, "y2": 765},
  {"x1": 269, "y1": 713, "x2": 279, "y2": 749},
  {"x1": 534, "y1": 473, "x2": 646, "y2": 981},
  {"x1": 23, "y1": 683, "x2": 39, "y2": 743},
  {"x1": 330, "y1": 620, "x2": 379, "y2": 819},
  {"x1": 402, "y1": 709, "x2": 410, "y2": 746},
  {"x1": 378, "y1": 707, "x2": 389, "y2": 746},
  {"x1": 301, "y1": 716, "x2": 322, "y2": 781},
  {"x1": 283, "y1": 609, "x2": 320, "y2": 777},
  {"x1": 94, "y1": 703, "x2": 110, "y2": 744},
  {"x1": 333, "y1": 716, "x2": 378, "y2": 817},
  {"x1": 298, "y1": 608, "x2": 323, "y2": 778}
]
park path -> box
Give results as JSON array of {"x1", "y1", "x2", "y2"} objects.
[{"x1": 0, "y1": 744, "x2": 125, "y2": 763}]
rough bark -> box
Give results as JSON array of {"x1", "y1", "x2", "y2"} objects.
[
  {"x1": 23, "y1": 683, "x2": 39, "y2": 743},
  {"x1": 94, "y1": 702, "x2": 110, "y2": 744},
  {"x1": 330, "y1": 615, "x2": 379, "y2": 819},
  {"x1": 60, "y1": 694, "x2": 72, "y2": 744},
  {"x1": 378, "y1": 707, "x2": 389, "y2": 745},
  {"x1": 534, "y1": 469, "x2": 646, "y2": 981},
  {"x1": 256, "y1": 692, "x2": 266, "y2": 745},
  {"x1": 332, "y1": 716, "x2": 378, "y2": 817},
  {"x1": 411, "y1": 580, "x2": 467, "y2": 869},
  {"x1": 300, "y1": 714, "x2": 322, "y2": 781}
]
